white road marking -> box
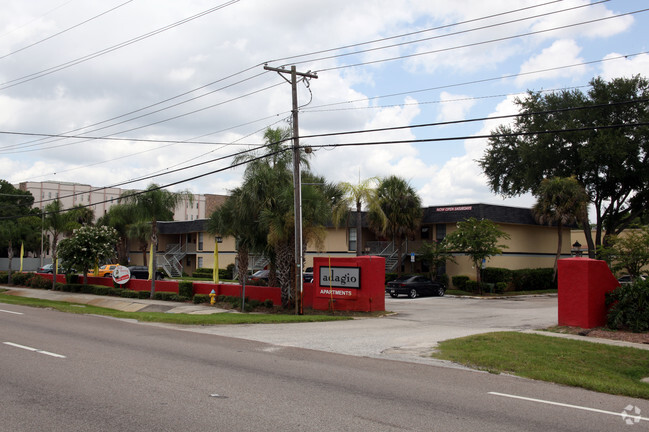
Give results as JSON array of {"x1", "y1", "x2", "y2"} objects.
[
  {"x1": 0, "y1": 309, "x2": 23, "y2": 315},
  {"x1": 489, "y1": 392, "x2": 649, "y2": 422},
  {"x1": 3, "y1": 342, "x2": 66, "y2": 359}
]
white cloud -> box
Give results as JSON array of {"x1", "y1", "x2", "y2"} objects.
[
  {"x1": 516, "y1": 39, "x2": 586, "y2": 86},
  {"x1": 599, "y1": 52, "x2": 649, "y2": 81},
  {"x1": 437, "y1": 91, "x2": 476, "y2": 123}
]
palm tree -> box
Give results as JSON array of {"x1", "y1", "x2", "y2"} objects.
[
  {"x1": 43, "y1": 199, "x2": 77, "y2": 289},
  {"x1": 532, "y1": 176, "x2": 589, "y2": 281},
  {"x1": 332, "y1": 177, "x2": 385, "y2": 256},
  {"x1": 207, "y1": 184, "x2": 265, "y2": 286},
  {"x1": 97, "y1": 203, "x2": 136, "y2": 265},
  {"x1": 127, "y1": 220, "x2": 152, "y2": 265},
  {"x1": 119, "y1": 184, "x2": 193, "y2": 298},
  {"x1": 369, "y1": 176, "x2": 422, "y2": 277}
]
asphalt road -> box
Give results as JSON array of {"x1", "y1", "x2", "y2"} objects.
[{"x1": 1, "y1": 302, "x2": 647, "y2": 431}]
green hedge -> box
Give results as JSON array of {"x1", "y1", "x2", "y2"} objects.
[
  {"x1": 482, "y1": 267, "x2": 512, "y2": 284},
  {"x1": 193, "y1": 294, "x2": 210, "y2": 304},
  {"x1": 0, "y1": 272, "x2": 8, "y2": 284},
  {"x1": 451, "y1": 275, "x2": 470, "y2": 290},
  {"x1": 510, "y1": 268, "x2": 556, "y2": 291},
  {"x1": 606, "y1": 279, "x2": 649, "y2": 332},
  {"x1": 178, "y1": 281, "x2": 194, "y2": 298}
]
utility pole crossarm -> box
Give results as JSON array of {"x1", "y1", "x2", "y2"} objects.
[{"x1": 263, "y1": 64, "x2": 318, "y2": 79}]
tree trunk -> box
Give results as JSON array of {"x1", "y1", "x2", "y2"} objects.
[
  {"x1": 7, "y1": 240, "x2": 13, "y2": 284},
  {"x1": 275, "y1": 240, "x2": 293, "y2": 308},
  {"x1": 356, "y1": 200, "x2": 362, "y2": 257},
  {"x1": 149, "y1": 222, "x2": 157, "y2": 299},
  {"x1": 50, "y1": 235, "x2": 58, "y2": 290},
  {"x1": 553, "y1": 222, "x2": 563, "y2": 282},
  {"x1": 237, "y1": 244, "x2": 249, "y2": 286}
]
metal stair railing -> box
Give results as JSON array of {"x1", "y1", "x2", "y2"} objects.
[{"x1": 160, "y1": 243, "x2": 186, "y2": 277}]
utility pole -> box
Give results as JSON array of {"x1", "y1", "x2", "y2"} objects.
[{"x1": 264, "y1": 64, "x2": 317, "y2": 314}]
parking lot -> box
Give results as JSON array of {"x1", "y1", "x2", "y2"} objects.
[{"x1": 175, "y1": 294, "x2": 559, "y2": 364}]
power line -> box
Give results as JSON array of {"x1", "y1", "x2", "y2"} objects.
[
  {"x1": 0, "y1": 0, "x2": 604, "y2": 151},
  {"x1": 18, "y1": 97, "x2": 649, "y2": 209},
  {"x1": 278, "y1": 0, "x2": 608, "y2": 69},
  {"x1": 0, "y1": 0, "x2": 135, "y2": 61},
  {"x1": 8, "y1": 119, "x2": 645, "y2": 221},
  {"x1": 0, "y1": 0, "x2": 241, "y2": 91},
  {"x1": 314, "y1": 8, "x2": 649, "y2": 73},
  {"x1": 268, "y1": 0, "x2": 570, "y2": 66}
]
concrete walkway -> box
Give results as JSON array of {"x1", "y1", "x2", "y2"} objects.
[
  {"x1": 2, "y1": 287, "x2": 647, "y2": 366},
  {"x1": 2, "y1": 286, "x2": 230, "y2": 314}
]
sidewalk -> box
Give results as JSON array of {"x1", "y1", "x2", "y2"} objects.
[{"x1": 1, "y1": 286, "x2": 230, "y2": 315}]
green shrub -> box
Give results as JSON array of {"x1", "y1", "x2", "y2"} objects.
[
  {"x1": 495, "y1": 282, "x2": 507, "y2": 294},
  {"x1": 464, "y1": 280, "x2": 480, "y2": 293},
  {"x1": 66, "y1": 274, "x2": 79, "y2": 284},
  {"x1": 120, "y1": 290, "x2": 140, "y2": 298},
  {"x1": 137, "y1": 290, "x2": 150, "y2": 299},
  {"x1": 452, "y1": 275, "x2": 470, "y2": 290},
  {"x1": 226, "y1": 263, "x2": 235, "y2": 279},
  {"x1": 263, "y1": 299, "x2": 274, "y2": 308},
  {"x1": 606, "y1": 279, "x2": 649, "y2": 332},
  {"x1": 11, "y1": 273, "x2": 29, "y2": 286},
  {"x1": 385, "y1": 273, "x2": 399, "y2": 284},
  {"x1": 178, "y1": 281, "x2": 194, "y2": 298},
  {"x1": 193, "y1": 294, "x2": 210, "y2": 304},
  {"x1": 0, "y1": 272, "x2": 8, "y2": 284},
  {"x1": 94, "y1": 286, "x2": 111, "y2": 296},
  {"x1": 28, "y1": 275, "x2": 51, "y2": 289},
  {"x1": 511, "y1": 268, "x2": 555, "y2": 291},
  {"x1": 152, "y1": 291, "x2": 175, "y2": 301},
  {"x1": 435, "y1": 273, "x2": 449, "y2": 287},
  {"x1": 482, "y1": 267, "x2": 512, "y2": 284}
]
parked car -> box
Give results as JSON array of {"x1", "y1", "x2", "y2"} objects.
[
  {"x1": 127, "y1": 266, "x2": 165, "y2": 280},
  {"x1": 303, "y1": 267, "x2": 313, "y2": 283},
  {"x1": 386, "y1": 275, "x2": 446, "y2": 298},
  {"x1": 617, "y1": 274, "x2": 646, "y2": 285},
  {"x1": 250, "y1": 269, "x2": 269, "y2": 283},
  {"x1": 86, "y1": 264, "x2": 119, "y2": 277},
  {"x1": 37, "y1": 263, "x2": 76, "y2": 274},
  {"x1": 37, "y1": 263, "x2": 54, "y2": 273}
]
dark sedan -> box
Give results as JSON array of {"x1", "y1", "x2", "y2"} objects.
[
  {"x1": 386, "y1": 275, "x2": 445, "y2": 298},
  {"x1": 127, "y1": 266, "x2": 165, "y2": 280}
]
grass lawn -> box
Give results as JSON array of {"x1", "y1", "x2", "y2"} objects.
[
  {"x1": 0, "y1": 293, "x2": 351, "y2": 325},
  {"x1": 434, "y1": 332, "x2": 649, "y2": 399}
]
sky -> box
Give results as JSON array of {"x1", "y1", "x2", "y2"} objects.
[{"x1": 1, "y1": 0, "x2": 648, "y2": 210}]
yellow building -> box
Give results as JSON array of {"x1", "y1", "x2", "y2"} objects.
[{"x1": 136, "y1": 203, "x2": 571, "y2": 280}]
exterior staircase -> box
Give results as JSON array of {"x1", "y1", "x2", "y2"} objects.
[
  {"x1": 160, "y1": 243, "x2": 185, "y2": 278},
  {"x1": 366, "y1": 241, "x2": 403, "y2": 273}
]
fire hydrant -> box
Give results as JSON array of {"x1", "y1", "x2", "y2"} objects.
[{"x1": 209, "y1": 289, "x2": 216, "y2": 305}]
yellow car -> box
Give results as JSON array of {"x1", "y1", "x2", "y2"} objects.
[{"x1": 86, "y1": 264, "x2": 119, "y2": 277}]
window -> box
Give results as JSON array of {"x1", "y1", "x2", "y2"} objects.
[
  {"x1": 349, "y1": 228, "x2": 357, "y2": 252},
  {"x1": 436, "y1": 224, "x2": 446, "y2": 241},
  {"x1": 198, "y1": 233, "x2": 203, "y2": 250},
  {"x1": 198, "y1": 257, "x2": 203, "y2": 268},
  {"x1": 421, "y1": 226, "x2": 430, "y2": 240}
]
